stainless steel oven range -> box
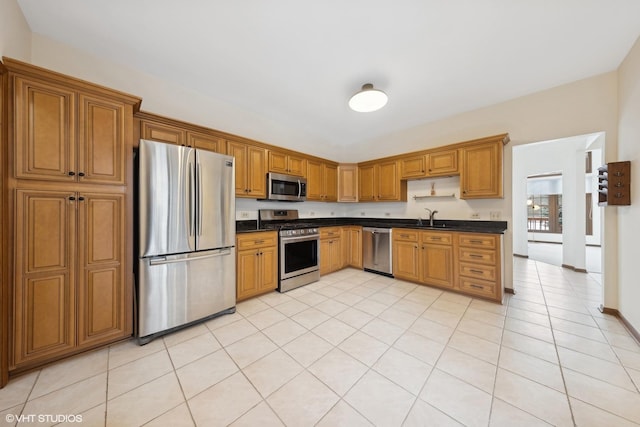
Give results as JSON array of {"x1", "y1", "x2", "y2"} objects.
[{"x1": 259, "y1": 209, "x2": 320, "y2": 292}]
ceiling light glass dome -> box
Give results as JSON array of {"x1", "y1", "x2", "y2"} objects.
[{"x1": 348, "y1": 83, "x2": 388, "y2": 112}]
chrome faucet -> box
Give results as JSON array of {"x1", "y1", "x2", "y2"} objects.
[{"x1": 424, "y1": 208, "x2": 438, "y2": 227}]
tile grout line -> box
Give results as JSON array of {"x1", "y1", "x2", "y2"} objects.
[{"x1": 534, "y1": 260, "x2": 578, "y2": 427}]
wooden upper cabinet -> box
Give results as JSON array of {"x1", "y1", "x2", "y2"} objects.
[
  {"x1": 377, "y1": 160, "x2": 404, "y2": 201},
  {"x1": 268, "y1": 151, "x2": 306, "y2": 176},
  {"x1": 358, "y1": 164, "x2": 376, "y2": 202},
  {"x1": 140, "y1": 120, "x2": 186, "y2": 146},
  {"x1": 460, "y1": 140, "x2": 503, "y2": 199},
  {"x1": 14, "y1": 77, "x2": 76, "y2": 182},
  {"x1": 228, "y1": 140, "x2": 266, "y2": 198},
  {"x1": 188, "y1": 132, "x2": 225, "y2": 153},
  {"x1": 12, "y1": 74, "x2": 134, "y2": 185},
  {"x1": 358, "y1": 161, "x2": 406, "y2": 202},
  {"x1": 427, "y1": 149, "x2": 458, "y2": 177},
  {"x1": 400, "y1": 154, "x2": 427, "y2": 179},
  {"x1": 306, "y1": 160, "x2": 337, "y2": 201},
  {"x1": 338, "y1": 164, "x2": 358, "y2": 202},
  {"x1": 78, "y1": 95, "x2": 128, "y2": 185}
]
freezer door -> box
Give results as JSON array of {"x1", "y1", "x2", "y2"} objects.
[
  {"x1": 139, "y1": 140, "x2": 196, "y2": 257},
  {"x1": 137, "y1": 248, "x2": 236, "y2": 338},
  {"x1": 196, "y1": 150, "x2": 236, "y2": 250}
]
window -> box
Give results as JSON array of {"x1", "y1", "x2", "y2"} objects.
[{"x1": 527, "y1": 194, "x2": 562, "y2": 233}]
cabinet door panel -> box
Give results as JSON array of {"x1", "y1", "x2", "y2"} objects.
[
  {"x1": 427, "y1": 150, "x2": 458, "y2": 176},
  {"x1": 288, "y1": 155, "x2": 306, "y2": 176},
  {"x1": 247, "y1": 146, "x2": 266, "y2": 197},
  {"x1": 377, "y1": 161, "x2": 400, "y2": 200},
  {"x1": 268, "y1": 151, "x2": 289, "y2": 174},
  {"x1": 77, "y1": 193, "x2": 127, "y2": 345},
  {"x1": 461, "y1": 142, "x2": 502, "y2": 198},
  {"x1": 338, "y1": 165, "x2": 358, "y2": 202},
  {"x1": 140, "y1": 121, "x2": 186, "y2": 145},
  {"x1": 400, "y1": 155, "x2": 427, "y2": 179},
  {"x1": 259, "y1": 247, "x2": 278, "y2": 292},
  {"x1": 420, "y1": 245, "x2": 454, "y2": 288},
  {"x1": 14, "y1": 77, "x2": 76, "y2": 181},
  {"x1": 306, "y1": 160, "x2": 323, "y2": 201},
  {"x1": 358, "y1": 165, "x2": 376, "y2": 201},
  {"x1": 14, "y1": 190, "x2": 76, "y2": 366},
  {"x1": 79, "y1": 95, "x2": 126, "y2": 185},
  {"x1": 392, "y1": 241, "x2": 419, "y2": 281},
  {"x1": 324, "y1": 164, "x2": 338, "y2": 202},
  {"x1": 227, "y1": 141, "x2": 248, "y2": 195},
  {"x1": 189, "y1": 132, "x2": 225, "y2": 153},
  {"x1": 237, "y1": 250, "x2": 259, "y2": 300}
]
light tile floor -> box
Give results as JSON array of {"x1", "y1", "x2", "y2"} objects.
[{"x1": 2, "y1": 259, "x2": 640, "y2": 426}]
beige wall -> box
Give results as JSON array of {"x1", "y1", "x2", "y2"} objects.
[
  {"x1": 617, "y1": 35, "x2": 640, "y2": 332},
  {"x1": 0, "y1": 0, "x2": 31, "y2": 60}
]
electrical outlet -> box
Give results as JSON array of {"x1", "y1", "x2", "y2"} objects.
[
  {"x1": 360, "y1": 212, "x2": 366, "y2": 216},
  {"x1": 309, "y1": 211, "x2": 315, "y2": 216},
  {"x1": 385, "y1": 212, "x2": 391, "y2": 217},
  {"x1": 240, "y1": 211, "x2": 249, "y2": 218},
  {"x1": 490, "y1": 211, "x2": 501, "y2": 220},
  {"x1": 330, "y1": 212, "x2": 334, "y2": 216},
  {"x1": 470, "y1": 212, "x2": 480, "y2": 219}
]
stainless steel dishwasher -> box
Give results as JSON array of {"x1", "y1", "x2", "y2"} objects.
[{"x1": 362, "y1": 227, "x2": 393, "y2": 276}]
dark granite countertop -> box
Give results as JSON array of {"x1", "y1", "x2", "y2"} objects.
[{"x1": 237, "y1": 217, "x2": 507, "y2": 234}]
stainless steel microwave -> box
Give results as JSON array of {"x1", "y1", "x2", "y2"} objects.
[{"x1": 265, "y1": 172, "x2": 307, "y2": 201}]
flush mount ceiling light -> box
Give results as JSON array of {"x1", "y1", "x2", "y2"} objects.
[{"x1": 348, "y1": 83, "x2": 388, "y2": 112}]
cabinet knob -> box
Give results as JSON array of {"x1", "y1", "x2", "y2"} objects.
[
  {"x1": 68, "y1": 171, "x2": 75, "y2": 176},
  {"x1": 78, "y1": 196, "x2": 85, "y2": 201},
  {"x1": 69, "y1": 196, "x2": 76, "y2": 201},
  {"x1": 78, "y1": 172, "x2": 85, "y2": 177}
]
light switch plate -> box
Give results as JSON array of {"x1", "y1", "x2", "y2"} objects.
[{"x1": 490, "y1": 211, "x2": 501, "y2": 220}]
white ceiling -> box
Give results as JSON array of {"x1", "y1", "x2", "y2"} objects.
[{"x1": 16, "y1": 1, "x2": 640, "y2": 147}]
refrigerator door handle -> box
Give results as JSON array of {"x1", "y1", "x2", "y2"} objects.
[
  {"x1": 198, "y1": 164, "x2": 204, "y2": 236},
  {"x1": 188, "y1": 160, "x2": 196, "y2": 237},
  {"x1": 149, "y1": 249, "x2": 233, "y2": 265}
]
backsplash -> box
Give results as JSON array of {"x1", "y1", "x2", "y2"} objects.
[{"x1": 235, "y1": 178, "x2": 508, "y2": 222}]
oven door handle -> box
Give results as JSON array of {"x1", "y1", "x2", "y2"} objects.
[{"x1": 281, "y1": 235, "x2": 320, "y2": 244}]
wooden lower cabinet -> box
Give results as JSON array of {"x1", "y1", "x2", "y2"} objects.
[
  {"x1": 392, "y1": 230, "x2": 420, "y2": 282},
  {"x1": 343, "y1": 226, "x2": 363, "y2": 269},
  {"x1": 420, "y1": 236, "x2": 454, "y2": 288},
  {"x1": 393, "y1": 228, "x2": 502, "y2": 301},
  {"x1": 320, "y1": 227, "x2": 343, "y2": 275},
  {"x1": 456, "y1": 233, "x2": 502, "y2": 301},
  {"x1": 236, "y1": 232, "x2": 278, "y2": 301},
  {"x1": 13, "y1": 190, "x2": 128, "y2": 368}
]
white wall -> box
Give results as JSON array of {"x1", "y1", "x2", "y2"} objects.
[
  {"x1": 617, "y1": 35, "x2": 640, "y2": 332},
  {"x1": 0, "y1": 0, "x2": 31, "y2": 60}
]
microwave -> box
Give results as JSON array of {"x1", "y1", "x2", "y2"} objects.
[{"x1": 265, "y1": 172, "x2": 307, "y2": 201}]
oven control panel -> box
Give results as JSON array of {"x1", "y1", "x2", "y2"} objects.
[{"x1": 280, "y1": 228, "x2": 318, "y2": 237}]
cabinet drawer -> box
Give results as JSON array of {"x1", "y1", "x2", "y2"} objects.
[
  {"x1": 459, "y1": 262, "x2": 496, "y2": 281},
  {"x1": 237, "y1": 232, "x2": 277, "y2": 250},
  {"x1": 421, "y1": 231, "x2": 453, "y2": 245},
  {"x1": 458, "y1": 234, "x2": 497, "y2": 249},
  {"x1": 459, "y1": 278, "x2": 496, "y2": 299},
  {"x1": 320, "y1": 227, "x2": 342, "y2": 239},
  {"x1": 459, "y1": 248, "x2": 496, "y2": 265},
  {"x1": 394, "y1": 229, "x2": 419, "y2": 242}
]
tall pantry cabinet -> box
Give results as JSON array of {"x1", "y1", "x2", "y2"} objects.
[{"x1": 1, "y1": 58, "x2": 141, "y2": 382}]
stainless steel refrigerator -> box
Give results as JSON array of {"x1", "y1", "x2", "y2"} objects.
[{"x1": 136, "y1": 139, "x2": 236, "y2": 344}]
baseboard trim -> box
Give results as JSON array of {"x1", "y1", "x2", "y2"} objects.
[
  {"x1": 598, "y1": 305, "x2": 640, "y2": 345},
  {"x1": 513, "y1": 253, "x2": 528, "y2": 259}
]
